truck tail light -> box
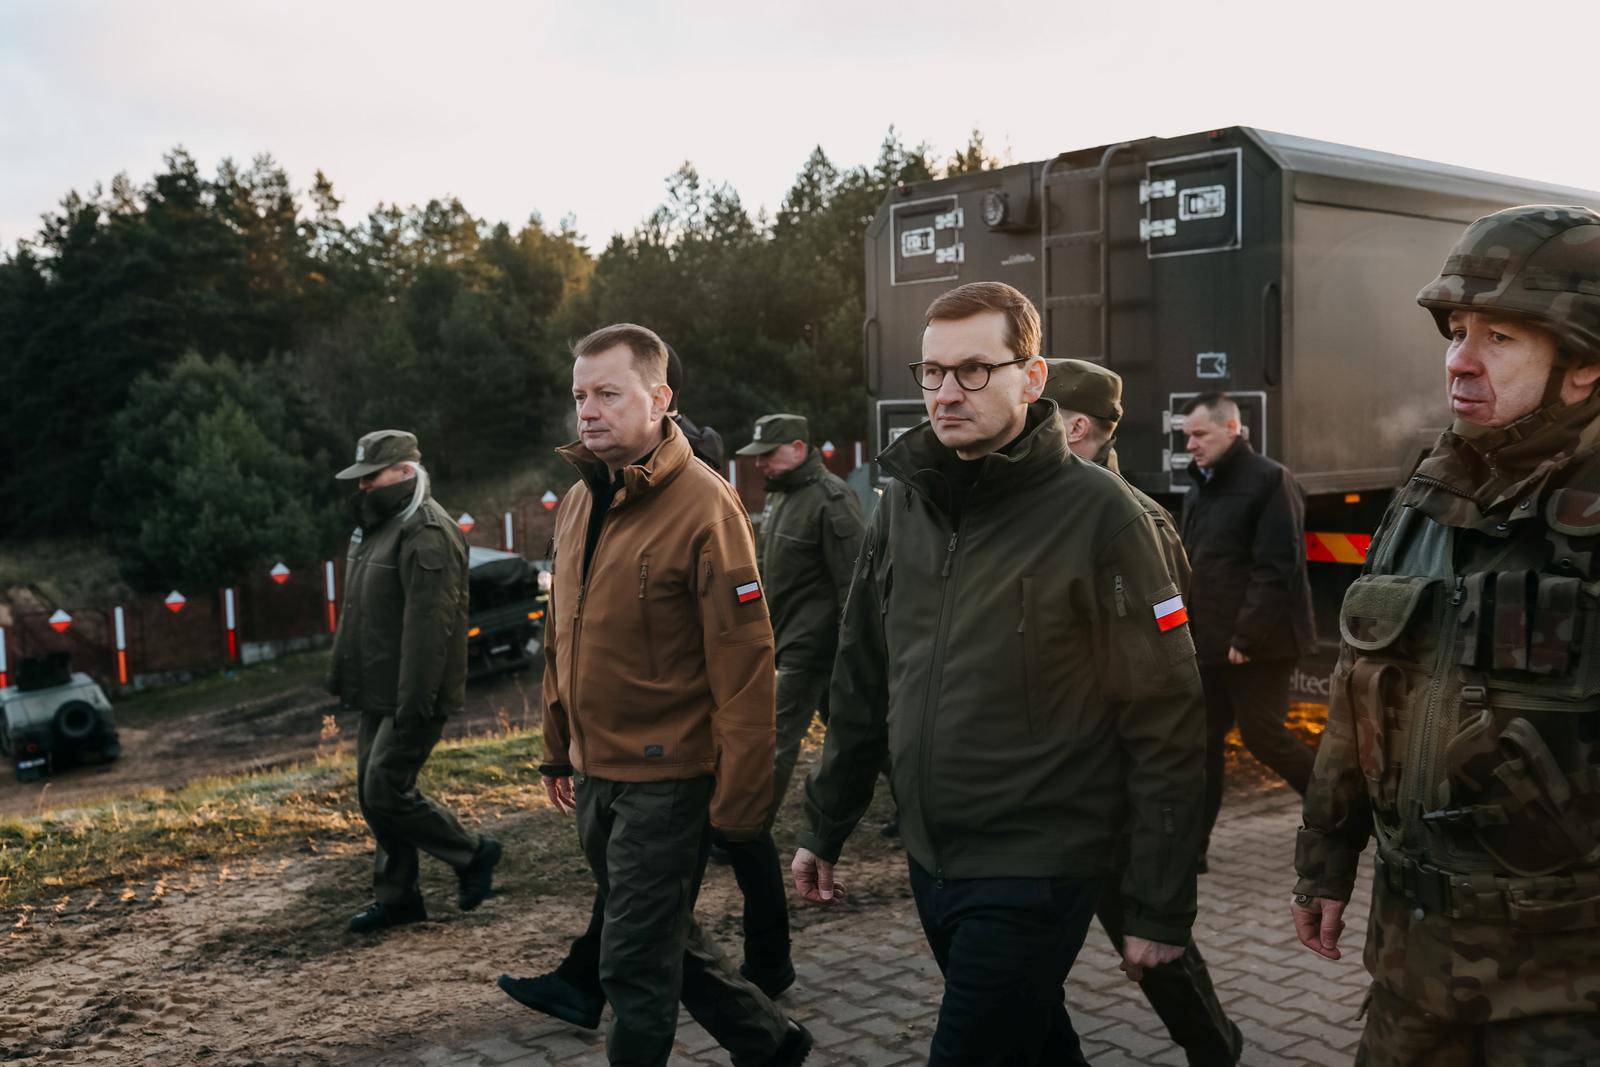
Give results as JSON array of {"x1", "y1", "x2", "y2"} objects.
[{"x1": 467, "y1": 626, "x2": 481, "y2": 638}]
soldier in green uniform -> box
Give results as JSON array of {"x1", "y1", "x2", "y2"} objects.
[
  {"x1": 1052, "y1": 360, "x2": 1242, "y2": 1066},
  {"x1": 328, "y1": 430, "x2": 502, "y2": 933},
  {"x1": 1048, "y1": 360, "x2": 1190, "y2": 590},
  {"x1": 737, "y1": 413, "x2": 866, "y2": 814},
  {"x1": 1293, "y1": 206, "x2": 1600, "y2": 1063}
]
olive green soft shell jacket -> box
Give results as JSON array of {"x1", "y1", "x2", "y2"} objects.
[
  {"x1": 329, "y1": 491, "x2": 470, "y2": 728},
  {"x1": 799, "y1": 403, "x2": 1207, "y2": 944}
]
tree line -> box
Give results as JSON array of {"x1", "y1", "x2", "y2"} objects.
[{"x1": 0, "y1": 129, "x2": 1004, "y2": 592}]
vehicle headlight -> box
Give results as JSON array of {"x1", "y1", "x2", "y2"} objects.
[{"x1": 537, "y1": 570, "x2": 553, "y2": 593}]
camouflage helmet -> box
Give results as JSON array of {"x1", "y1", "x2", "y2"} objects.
[{"x1": 1417, "y1": 204, "x2": 1600, "y2": 362}]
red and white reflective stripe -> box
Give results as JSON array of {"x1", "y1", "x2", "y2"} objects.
[
  {"x1": 1305, "y1": 532, "x2": 1371, "y2": 564},
  {"x1": 736, "y1": 580, "x2": 762, "y2": 604},
  {"x1": 1154, "y1": 594, "x2": 1188, "y2": 632},
  {"x1": 0, "y1": 625, "x2": 7, "y2": 689}
]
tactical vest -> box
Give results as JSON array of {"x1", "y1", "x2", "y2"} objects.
[{"x1": 1340, "y1": 448, "x2": 1600, "y2": 917}]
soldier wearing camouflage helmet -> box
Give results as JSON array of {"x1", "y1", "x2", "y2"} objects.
[
  {"x1": 328, "y1": 430, "x2": 502, "y2": 933},
  {"x1": 1293, "y1": 206, "x2": 1600, "y2": 1063}
]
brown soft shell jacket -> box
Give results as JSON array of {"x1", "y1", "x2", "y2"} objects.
[{"x1": 540, "y1": 420, "x2": 777, "y2": 838}]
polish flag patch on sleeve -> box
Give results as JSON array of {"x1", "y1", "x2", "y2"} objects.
[
  {"x1": 1153, "y1": 594, "x2": 1188, "y2": 632},
  {"x1": 735, "y1": 579, "x2": 763, "y2": 604}
]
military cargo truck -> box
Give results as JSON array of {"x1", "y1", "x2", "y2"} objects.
[{"x1": 862, "y1": 127, "x2": 1600, "y2": 695}]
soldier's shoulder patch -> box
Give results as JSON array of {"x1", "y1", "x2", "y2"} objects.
[{"x1": 1546, "y1": 488, "x2": 1600, "y2": 536}]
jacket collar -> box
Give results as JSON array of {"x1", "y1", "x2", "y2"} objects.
[
  {"x1": 556, "y1": 418, "x2": 692, "y2": 509},
  {"x1": 1401, "y1": 392, "x2": 1600, "y2": 528},
  {"x1": 1187, "y1": 435, "x2": 1250, "y2": 489},
  {"x1": 1094, "y1": 437, "x2": 1121, "y2": 475},
  {"x1": 765, "y1": 449, "x2": 826, "y2": 493},
  {"x1": 878, "y1": 400, "x2": 1068, "y2": 516}
]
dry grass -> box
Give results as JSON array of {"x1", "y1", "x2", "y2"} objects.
[{"x1": 0, "y1": 729, "x2": 546, "y2": 911}]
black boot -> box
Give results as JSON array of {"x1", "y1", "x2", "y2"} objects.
[
  {"x1": 763, "y1": 1020, "x2": 814, "y2": 1066},
  {"x1": 496, "y1": 971, "x2": 604, "y2": 1030},
  {"x1": 348, "y1": 895, "x2": 427, "y2": 934},
  {"x1": 457, "y1": 836, "x2": 503, "y2": 911}
]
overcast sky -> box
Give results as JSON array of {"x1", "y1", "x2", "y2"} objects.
[{"x1": 3, "y1": 0, "x2": 1598, "y2": 253}]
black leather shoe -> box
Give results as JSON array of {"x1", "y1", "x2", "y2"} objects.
[
  {"x1": 457, "y1": 836, "x2": 503, "y2": 911},
  {"x1": 348, "y1": 896, "x2": 426, "y2": 934},
  {"x1": 763, "y1": 1020, "x2": 813, "y2": 1066},
  {"x1": 496, "y1": 971, "x2": 604, "y2": 1031},
  {"x1": 740, "y1": 959, "x2": 796, "y2": 998}
]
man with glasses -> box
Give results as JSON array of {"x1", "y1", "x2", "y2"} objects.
[{"x1": 792, "y1": 282, "x2": 1207, "y2": 1065}]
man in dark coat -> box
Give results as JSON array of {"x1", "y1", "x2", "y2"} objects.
[{"x1": 1178, "y1": 393, "x2": 1317, "y2": 854}]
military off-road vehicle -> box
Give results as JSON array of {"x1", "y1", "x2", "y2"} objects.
[
  {"x1": 466, "y1": 546, "x2": 547, "y2": 678},
  {"x1": 0, "y1": 651, "x2": 121, "y2": 781}
]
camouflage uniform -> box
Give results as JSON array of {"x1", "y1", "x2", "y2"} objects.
[{"x1": 1297, "y1": 206, "x2": 1600, "y2": 1064}]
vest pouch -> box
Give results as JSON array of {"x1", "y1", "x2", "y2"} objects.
[
  {"x1": 1528, "y1": 573, "x2": 1581, "y2": 676},
  {"x1": 1339, "y1": 575, "x2": 1442, "y2": 662},
  {"x1": 1442, "y1": 710, "x2": 1600, "y2": 877},
  {"x1": 1347, "y1": 660, "x2": 1404, "y2": 809},
  {"x1": 1479, "y1": 573, "x2": 1599, "y2": 700},
  {"x1": 1507, "y1": 884, "x2": 1600, "y2": 935}
]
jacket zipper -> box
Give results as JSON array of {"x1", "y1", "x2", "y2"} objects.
[
  {"x1": 1409, "y1": 474, "x2": 1476, "y2": 501},
  {"x1": 568, "y1": 503, "x2": 621, "y2": 770},
  {"x1": 920, "y1": 527, "x2": 962, "y2": 885}
]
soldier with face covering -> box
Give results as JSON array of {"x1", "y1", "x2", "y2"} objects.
[{"x1": 328, "y1": 430, "x2": 502, "y2": 933}]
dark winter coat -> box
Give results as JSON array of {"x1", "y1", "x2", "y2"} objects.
[{"x1": 1179, "y1": 438, "x2": 1315, "y2": 665}]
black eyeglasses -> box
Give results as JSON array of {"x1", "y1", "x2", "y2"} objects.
[{"x1": 908, "y1": 357, "x2": 1030, "y2": 392}]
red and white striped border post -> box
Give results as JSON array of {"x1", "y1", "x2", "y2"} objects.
[
  {"x1": 324, "y1": 560, "x2": 338, "y2": 632},
  {"x1": 223, "y1": 587, "x2": 238, "y2": 663},
  {"x1": 113, "y1": 606, "x2": 129, "y2": 686}
]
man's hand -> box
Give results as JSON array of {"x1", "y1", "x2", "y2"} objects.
[
  {"x1": 543, "y1": 775, "x2": 575, "y2": 815},
  {"x1": 1291, "y1": 895, "x2": 1347, "y2": 960},
  {"x1": 791, "y1": 846, "x2": 844, "y2": 904},
  {"x1": 1227, "y1": 646, "x2": 1251, "y2": 665},
  {"x1": 1119, "y1": 935, "x2": 1185, "y2": 981}
]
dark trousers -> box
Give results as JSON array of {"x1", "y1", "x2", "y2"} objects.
[
  {"x1": 908, "y1": 859, "x2": 1100, "y2": 1067},
  {"x1": 772, "y1": 663, "x2": 830, "y2": 817},
  {"x1": 558, "y1": 828, "x2": 792, "y2": 991},
  {"x1": 1096, "y1": 884, "x2": 1239, "y2": 1065},
  {"x1": 575, "y1": 774, "x2": 788, "y2": 1067},
  {"x1": 355, "y1": 712, "x2": 478, "y2": 903},
  {"x1": 1201, "y1": 658, "x2": 1315, "y2": 848}
]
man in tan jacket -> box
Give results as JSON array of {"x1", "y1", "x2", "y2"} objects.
[{"x1": 514, "y1": 323, "x2": 810, "y2": 1067}]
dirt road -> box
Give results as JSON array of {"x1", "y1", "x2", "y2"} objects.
[
  {"x1": 0, "y1": 656, "x2": 543, "y2": 819},
  {"x1": 0, "y1": 657, "x2": 1323, "y2": 1065}
]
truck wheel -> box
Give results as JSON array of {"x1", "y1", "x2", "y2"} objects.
[{"x1": 54, "y1": 700, "x2": 96, "y2": 742}]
